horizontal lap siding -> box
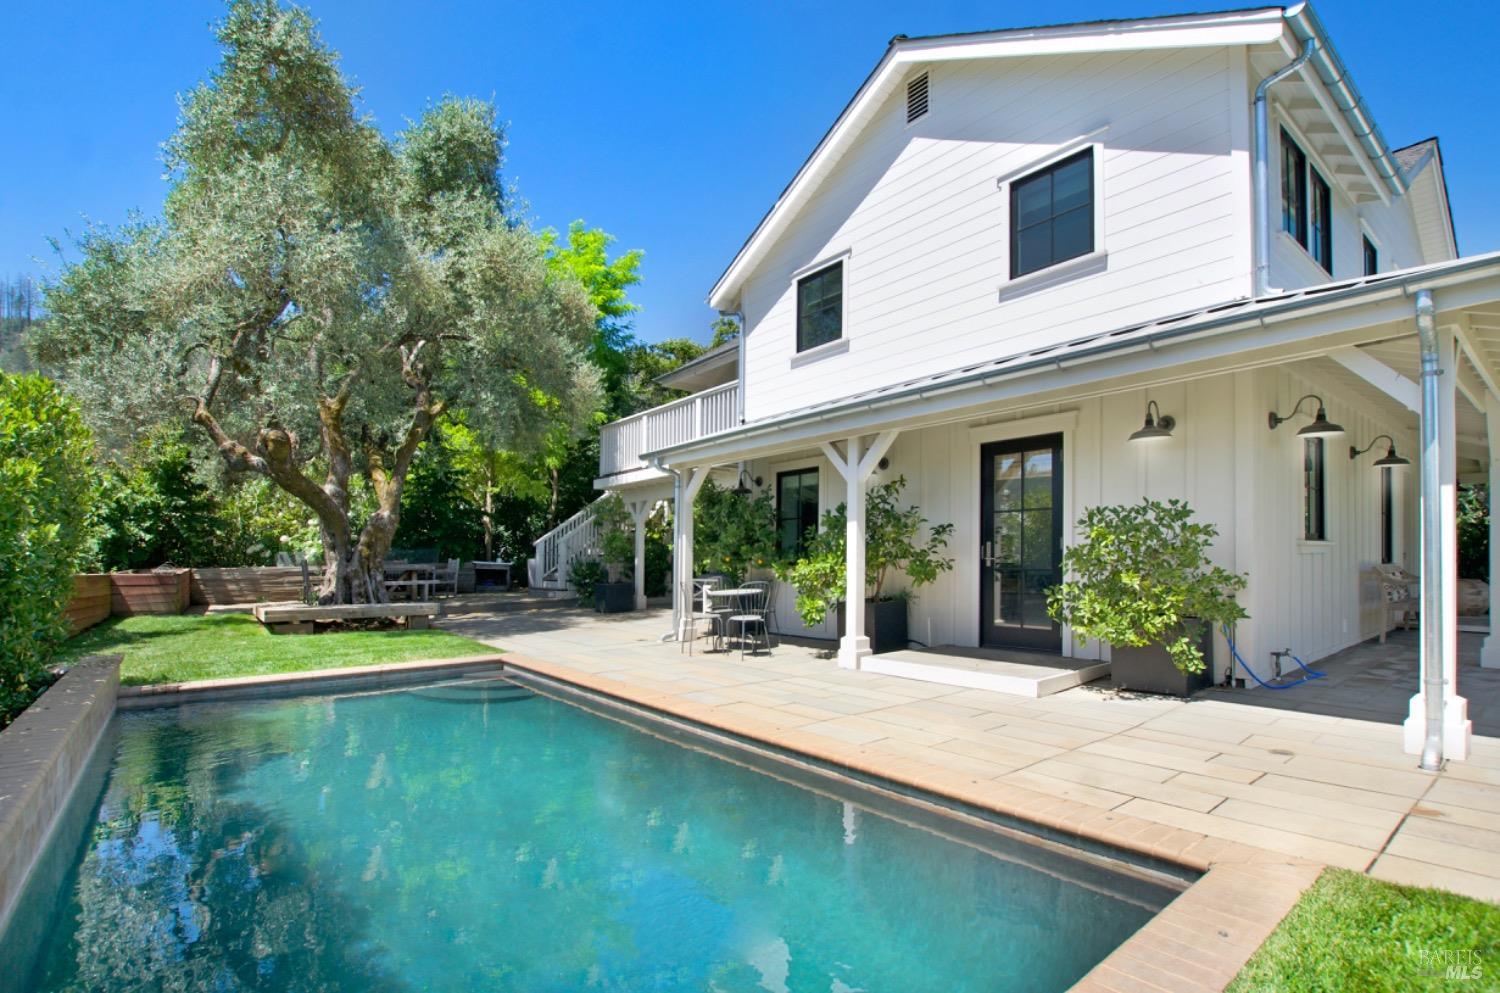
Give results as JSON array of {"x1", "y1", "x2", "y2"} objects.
[{"x1": 742, "y1": 47, "x2": 1247, "y2": 423}]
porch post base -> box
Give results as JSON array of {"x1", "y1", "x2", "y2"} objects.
[
  {"x1": 838, "y1": 635, "x2": 872, "y2": 670},
  {"x1": 1481, "y1": 636, "x2": 1500, "y2": 669},
  {"x1": 1402, "y1": 692, "x2": 1472, "y2": 762}
]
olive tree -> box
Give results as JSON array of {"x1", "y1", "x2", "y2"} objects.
[{"x1": 38, "y1": 1, "x2": 598, "y2": 603}]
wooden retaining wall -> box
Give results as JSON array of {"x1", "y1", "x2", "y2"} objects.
[
  {"x1": 190, "y1": 566, "x2": 306, "y2": 606},
  {"x1": 62, "y1": 575, "x2": 112, "y2": 636},
  {"x1": 109, "y1": 570, "x2": 191, "y2": 616}
]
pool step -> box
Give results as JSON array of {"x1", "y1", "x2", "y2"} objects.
[{"x1": 409, "y1": 679, "x2": 535, "y2": 704}]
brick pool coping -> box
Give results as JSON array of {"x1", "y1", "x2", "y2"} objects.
[
  {"x1": 3, "y1": 651, "x2": 1321, "y2": 991},
  {"x1": 0, "y1": 655, "x2": 121, "y2": 938},
  {"x1": 499, "y1": 651, "x2": 1326, "y2": 993}
]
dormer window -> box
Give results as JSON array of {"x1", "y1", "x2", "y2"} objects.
[
  {"x1": 906, "y1": 72, "x2": 929, "y2": 124},
  {"x1": 796, "y1": 261, "x2": 844, "y2": 352},
  {"x1": 1281, "y1": 129, "x2": 1333, "y2": 275},
  {"x1": 1010, "y1": 148, "x2": 1094, "y2": 279}
]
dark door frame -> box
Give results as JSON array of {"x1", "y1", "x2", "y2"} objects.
[{"x1": 979, "y1": 432, "x2": 1065, "y2": 653}]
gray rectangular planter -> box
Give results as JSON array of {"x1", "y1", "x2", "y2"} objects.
[{"x1": 1110, "y1": 625, "x2": 1214, "y2": 696}]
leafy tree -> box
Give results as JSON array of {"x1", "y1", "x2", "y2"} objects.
[
  {"x1": 543, "y1": 220, "x2": 643, "y2": 413},
  {"x1": 0, "y1": 373, "x2": 97, "y2": 723},
  {"x1": 392, "y1": 426, "x2": 487, "y2": 560},
  {"x1": 1459, "y1": 484, "x2": 1488, "y2": 581},
  {"x1": 37, "y1": 1, "x2": 598, "y2": 603},
  {"x1": 0, "y1": 274, "x2": 39, "y2": 373},
  {"x1": 709, "y1": 314, "x2": 740, "y2": 348},
  {"x1": 692, "y1": 480, "x2": 778, "y2": 585}
]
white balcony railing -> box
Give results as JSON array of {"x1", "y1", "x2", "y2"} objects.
[{"x1": 598, "y1": 382, "x2": 739, "y2": 478}]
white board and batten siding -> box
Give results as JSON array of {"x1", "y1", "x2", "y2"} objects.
[
  {"x1": 739, "y1": 46, "x2": 1255, "y2": 424},
  {"x1": 750, "y1": 363, "x2": 1414, "y2": 682}
]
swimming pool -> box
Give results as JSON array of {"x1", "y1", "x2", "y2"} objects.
[{"x1": 1, "y1": 676, "x2": 1181, "y2": 992}]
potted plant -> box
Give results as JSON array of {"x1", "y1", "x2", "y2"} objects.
[
  {"x1": 590, "y1": 495, "x2": 637, "y2": 612},
  {"x1": 1047, "y1": 499, "x2": 1247, "y2": 696},
  {"x1": 781, "y1": 476, "x2": 954, "y2": 653}
]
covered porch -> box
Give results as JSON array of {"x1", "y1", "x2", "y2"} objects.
[{"x1": 645, "y1": 256, "x2": 1500, "y2": 766}]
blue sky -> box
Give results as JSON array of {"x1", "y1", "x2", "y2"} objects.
[{"x1": 3, "y1": 1, "x2": 1496, "y2": 344}]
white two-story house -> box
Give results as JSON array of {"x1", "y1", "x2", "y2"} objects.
[{"x1": 539, "y1": 3, "x2": 1500, "y2": 764}]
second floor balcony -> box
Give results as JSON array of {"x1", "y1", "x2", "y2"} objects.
[{"x1": 597, "y1": 381, "x2": 740, "y2": 485}]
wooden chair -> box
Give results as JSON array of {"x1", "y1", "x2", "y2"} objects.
[
  {"x1": 434, "y1": 558, "x2": 460, "y2": 596},
  {"x1": 1374, "y1": 563, "x2": 1419, "y2": 643}
]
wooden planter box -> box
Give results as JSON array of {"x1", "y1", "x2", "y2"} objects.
[{"x1": 109, "y1": 570, "x2": 191, "y2": 617}]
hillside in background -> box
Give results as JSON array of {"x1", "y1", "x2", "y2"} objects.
[{"x1": 0, "y1": 275, "x2": 39, "y2": 372}]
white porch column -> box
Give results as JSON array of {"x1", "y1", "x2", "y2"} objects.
[
  {"x1": 821, "y1": 431, "x2": 900, "y2": 670},
  {"x1": 1405, "y1": 319, "x2": 1472, "y2": 762},
  {"x1": 1483, "y1": 392, "x2": 1500, "y2": 669},
  {"x1": 671, "y1": 467, "x2": 711, "y2": 640},
  {"x1": 626, "y1": 498, "x2": 653, "y2": 611}
]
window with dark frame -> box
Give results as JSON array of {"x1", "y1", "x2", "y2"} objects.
[
  {"x1": 1281, "y1": 130, "x2": 1307, "y2": 245},
  {"x1": 1281, "y1": 129, "x2": 1334, "y2": 274},
  {"x1": 1304, "y1": 437, "x2": 1327, "y2": 541},
  {"x1": 1380, "y1": 467, "x2": 1394, "y2": 564},
  {"x1": 796, "y1": 262, "x2": 843, "y2": 352},
  {"x1": 1309, "y1": 170, "x2": 1333, "y2": 272},
  {"x1": 776, "y1": 468, "x2": 820, "y2": 558},
  {"x1": 1010, "y1": 148, "x2": 1094, "y2": 279},
  {"x1": 1364, "y1": 236, "x2": 1379, "y2": 276}
]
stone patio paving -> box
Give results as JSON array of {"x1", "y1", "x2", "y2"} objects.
[{"x1": 439, "y1": 605, "x2": 1500, "y2": 903}]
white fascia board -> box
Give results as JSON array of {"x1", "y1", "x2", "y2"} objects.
[{"x1": 706, "y1": 10, "x2": 1286, "y2": 311}]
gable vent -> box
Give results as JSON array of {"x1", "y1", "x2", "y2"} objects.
[{"x1": 906, "y1": 72, "x2": 929, "y2": 124}]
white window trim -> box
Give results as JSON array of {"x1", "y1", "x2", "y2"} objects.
[
  {"x1": 995, "y1": 134, "x2": 1108, "y2": 296},
  {"x1": 1359, "y1": 222, "x2": 1383, "y2": 275},
  {"x1": 790, "y1": 248, "x2": 851, "y2": 360}
]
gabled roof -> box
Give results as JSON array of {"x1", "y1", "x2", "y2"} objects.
[
  {"x1": 1394, "y1": 138, "x2": 1459, "y2": 261},
  {"x1": 708, "y1": 2, "x2": 1406, "y2": 311}
]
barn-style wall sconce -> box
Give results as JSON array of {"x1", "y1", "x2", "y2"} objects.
[
  {"x1": 1268, "y1": 394, "x2": 1344, "y2": 437},
  {"x1": 1128, "y1": 400, "x2": 1175, "y2": 442},
  {"x1": 1349, "y1": 434, "x2": 1410, "y2": 468}
]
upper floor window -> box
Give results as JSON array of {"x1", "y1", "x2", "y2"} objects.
[
  {"x1": 1363, "y1": 236, "x2": 1379, "y2": 276},
  {"x1": 777, "y1": 468, "x2": 820, "y2": 557},
  {"x1": 1010, "y1": 148, "x2": 1094, "y2": 279},
  {"x1": 796, "y1": 262, "x2": 843, "y2": 352},
  {"x1": 1281, "y1": 130, "x2": 1333, "y2": 274},
  {"x1": 1304, "y1": 437, "x2": 1327, "y2": 541}
]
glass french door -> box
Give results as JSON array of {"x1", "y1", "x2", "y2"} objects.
[{"x1": 980, "y1": 434, "x2": 1063, "y2": 652}]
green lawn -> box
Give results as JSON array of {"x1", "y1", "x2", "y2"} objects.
[
  {"x1": 61, "y1": 613, "x2": 496, "y2": 686},
  {"x1": 1228, "y1": 868, "x2": 1500, "y2": 992}
]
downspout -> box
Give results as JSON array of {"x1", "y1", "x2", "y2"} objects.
[
  {"x1": 1415, "y1": 289, "x2": 1445, "y2": 770},
  {"x1": 721, "y1": 309, "x2": 747, "y2": 424},
  {"x1": 1253, "y1": 40, "x2": 1316, "y2": 297}
]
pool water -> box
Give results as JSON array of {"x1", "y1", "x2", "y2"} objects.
[{"x1": 2, "y1": 678, "x2": 1177, "y2": 992}]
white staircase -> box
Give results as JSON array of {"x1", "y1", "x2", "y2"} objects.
[{"x1": 528, "y1": 496, "x2": 607, "y2": 591}]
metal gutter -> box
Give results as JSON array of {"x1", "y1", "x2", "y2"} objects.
[
  {"x1": 647, "y1": 254, "x2": 1500, "y2": 464},
  {"x1": 1283, "y1": 2, "x2": 1406, "y2": 197},
  {"x1": 1253, "y1": 40, "x2": 1316, "y2": 296}
]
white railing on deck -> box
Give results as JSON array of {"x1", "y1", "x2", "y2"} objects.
[
  {"x1": 528, "y1": 495, "x2": 607, "y2": 590},
  {"x1": 598, "y1": 382, "x2": 739, "y2": 478}
]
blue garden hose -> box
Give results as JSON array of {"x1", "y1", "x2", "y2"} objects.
[{"x1": 1221, "y1": 626, "x2": 1325, "y2": 690}]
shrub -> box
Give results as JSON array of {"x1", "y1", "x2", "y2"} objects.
[
  {"x1": 567, "y1": 558, "x2": 606, "y2": 595},
  {"x1": 0, "y1": 373, "x2": 97, "y2": 722},
  {"x1": 692, "y1": 480, "x2": 779, "y2": 585},
  {"x1": 1047, "y1": 499, "x2": 1247, "y2": 674}
]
